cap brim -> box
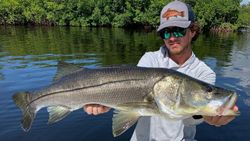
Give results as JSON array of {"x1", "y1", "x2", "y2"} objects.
[{"x1": 157, "y1": 21, "x2": 191, "y2": 32}]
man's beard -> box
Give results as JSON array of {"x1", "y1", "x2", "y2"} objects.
[{"x1": 167, "y1": 41, "x2": 186, "y2": 55}]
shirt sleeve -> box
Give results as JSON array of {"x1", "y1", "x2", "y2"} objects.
[
  {"x1": 137, "y1": 52, "x2": 156, "y2": 67},
  {"x1": 200, "y1": 71, "x2": 216, "y2": 85},
  {"x1": 192, "y1": 61, "x2": 216, "y2": 85}
]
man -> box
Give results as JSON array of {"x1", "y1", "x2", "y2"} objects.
[{"x1": 84, "y1": 0, "x2": 238, "y2": 140}]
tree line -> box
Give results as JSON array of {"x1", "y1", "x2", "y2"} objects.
[{"x1": 0, "y1": 0, "x2": 249, "y2": 31}]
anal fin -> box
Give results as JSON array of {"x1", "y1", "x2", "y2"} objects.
[
  {"x1": 112, "y1": 110, "x2": 140, "y2": 137},
  {"x1": 112, "y1": 102, "x2": 159, "y2": 137},
  {"x1": 47, "y1": 106, "x2": 71, "y2": 124}
]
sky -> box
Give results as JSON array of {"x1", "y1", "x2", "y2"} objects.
[{"x1": 241, "y1": 0, "x2": 250, "y2": 5}]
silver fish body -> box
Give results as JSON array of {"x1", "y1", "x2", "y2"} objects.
[
  {"x1": 13, "y1": 62, "x2": 239, "y2": 136},
  {"x1": 31, "y1": 67, "x2": 161, "y2": 110}
]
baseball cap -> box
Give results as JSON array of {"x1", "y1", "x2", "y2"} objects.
[{"x1": 157, "y1": 0, "x2": 196, "y2": 32}]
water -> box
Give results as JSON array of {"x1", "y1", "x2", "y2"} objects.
[{"x1": 0, "y1": 26, "x2": 249, "y2": 141}]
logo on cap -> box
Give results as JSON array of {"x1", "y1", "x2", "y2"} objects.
[{"x1": 162, "y1": 9, "x2": 184, "y2": 20}]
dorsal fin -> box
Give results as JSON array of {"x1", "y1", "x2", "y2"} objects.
[{"x1": 53, "y1": 61, "x2": 83, "y2": 81}]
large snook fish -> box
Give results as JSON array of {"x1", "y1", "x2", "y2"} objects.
[{"x1": 13, "y1": 62, "x2": 239, "y2": 137}]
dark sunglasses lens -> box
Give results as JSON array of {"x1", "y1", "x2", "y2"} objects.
[
  {"x1": 164, "y1": 32, "x2": 170, "y2": 39},
  {"x1": 160, "y1": 31, "x2": 170, "y2": 39},
  {"x1": 173, "y1": 28, "x2": 187, "y2": 37},
  {"x1": 160, "y1": 27, "x2": 187, "y2": 39}
]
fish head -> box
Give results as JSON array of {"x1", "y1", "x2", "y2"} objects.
[
  {"x1": 182, "y1": 78, "x2": 239, "y2": 116},
  {"x1": 153, "y1": 75, "x2": 201, "y2": 118},
  {"x1": 153, "y1": 74, "x2": 239, "y2": 118}
]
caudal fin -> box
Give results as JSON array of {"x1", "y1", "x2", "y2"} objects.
[{"x1": 12, "y1": 92, "x2": 36, "y2": 132}]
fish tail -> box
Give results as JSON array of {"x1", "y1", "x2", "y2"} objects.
[{"x1": 12, "y1": 92, "x2": 36, "y2": 132}]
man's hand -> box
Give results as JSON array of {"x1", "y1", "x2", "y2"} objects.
[
  {"x1": 83, "y1": 104, "x2": 110, "y2": 115},
  {"x1": 203, "y1": 106, "x2": 239, "y2": 127}
]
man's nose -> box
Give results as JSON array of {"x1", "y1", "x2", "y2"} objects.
[{"x1": 168, "y1": 33, "x2": 176, "y2": 41}]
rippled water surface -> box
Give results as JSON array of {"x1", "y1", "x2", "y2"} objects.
[{"x1": 0, "y1": 26, "x2": 249, "y2": 141}]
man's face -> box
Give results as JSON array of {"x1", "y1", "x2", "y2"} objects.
[{"x1": 160, "y1": 27, "x2": 195, "y2": 55}]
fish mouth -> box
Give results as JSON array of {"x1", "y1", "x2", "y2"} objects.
[
  {"x1": 223, "y1": 92, "x2": 237, "y2": 110},
  {"x1": 216, "y1": 92, "x2": 238, "y2": 115}
]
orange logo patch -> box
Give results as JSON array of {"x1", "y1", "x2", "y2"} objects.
[{"x1": 162, "y1": 9, "x2": 184, "y2": 20}]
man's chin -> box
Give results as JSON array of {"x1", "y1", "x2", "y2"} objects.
[
  {"x1": 169, "y1": 48, "x2": 182, "y2": 55},
  {"x1": 168, "y1": 45, "x2": 185, "y2": 54}
]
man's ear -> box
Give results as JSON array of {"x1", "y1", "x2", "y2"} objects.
[{"x1": 190, "y1": 30, "x2": 196, "y2": 38}]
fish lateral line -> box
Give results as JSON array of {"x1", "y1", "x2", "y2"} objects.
[{"x1": 28, "y1": 78, "x2": 145, "y2": 106}]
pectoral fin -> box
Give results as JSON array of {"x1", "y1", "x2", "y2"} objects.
[
  {"x1": 47, "y1": 106, "x2": 71, "y2": 124},
  {"x1": 112, "y1": 110, "x2": 140, "y2": 137}
]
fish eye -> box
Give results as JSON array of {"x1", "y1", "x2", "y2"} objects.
[{"x1": 206, "y1": 86, "x2": 213, "y2": 93}]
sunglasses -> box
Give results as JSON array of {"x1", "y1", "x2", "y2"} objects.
[{"x1": 159, "y1": 27, "x2": 187, "y2": 40}]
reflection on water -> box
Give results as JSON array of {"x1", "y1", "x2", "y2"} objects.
[{"x1": 0, "y1": 26, "x2": 250, "y2": 141}]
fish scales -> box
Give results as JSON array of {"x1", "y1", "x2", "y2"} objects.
[{"x1": 30, "y1": 67, "x2": 165, "y2": 108}]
